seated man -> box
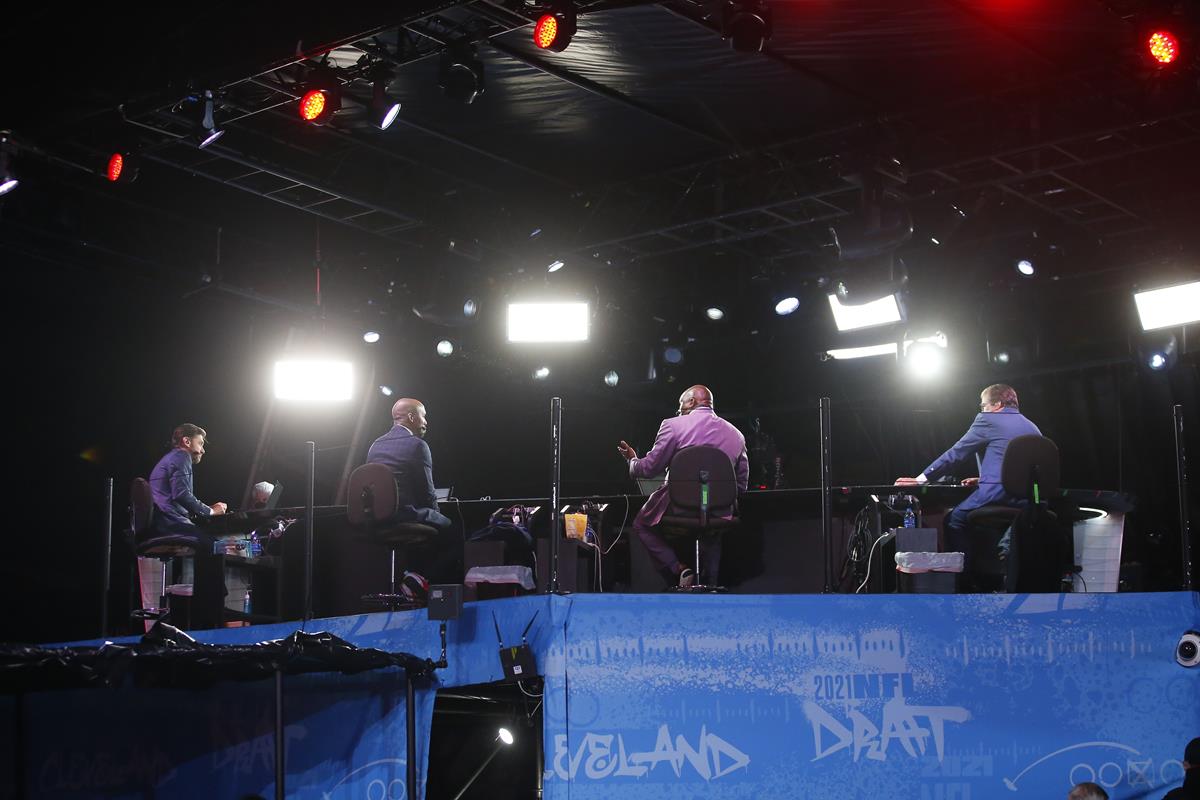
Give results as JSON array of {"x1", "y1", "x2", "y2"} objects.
[
  {"x1": 618, "y1": 385, "x2": 749, "y2": 588},
  {"x1": 366, "y1": 397, "x2": 451, "y2": 530},
  {"x1": 895, "y1": 383, "x2": 1041, "y2": 560},
  {"x1": 147, "y1": 423, "x2": 228, "y2": 628}
]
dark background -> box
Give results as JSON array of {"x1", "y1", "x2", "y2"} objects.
[{"x1": 1, "y1": 1, "x2": 1197, "y2": 644}]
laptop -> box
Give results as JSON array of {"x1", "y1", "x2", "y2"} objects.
[
  {"x1": 435, "y1": 486, "x2": 454, "y2": 502},
  {"x1": 635, "y1": 475, "x2": 666, "y2": 495}
]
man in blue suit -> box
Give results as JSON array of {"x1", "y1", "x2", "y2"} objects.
[
  {"x1": 895, "y1": 384, "x2": 1040, "y2": 555},
  {"x1": 366, "y1": 397, "x2": 452, "y2": 529}
]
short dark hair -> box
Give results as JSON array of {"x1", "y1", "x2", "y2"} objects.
[
  {"x1": 1067, "y1": 783, "x2": 1108, "y2": 800},
  {"x1": 982, "y1": 383, "x2": 1019, "y2": 409},
  {"x1": 171, "y1": 423, "x2": 207, "y2": 447}
]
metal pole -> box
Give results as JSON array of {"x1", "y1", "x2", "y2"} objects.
[
  {"x1": 101, "y1": 477, "x2": 114, "y2": 638},
  {"x1": 451, "y1": 743, "x2": 505, "y2": 800},
  {"x1": 304, "y1": 441, "x2": 317, "y2": 623},
  {"x1": 406, "y1": 674, "x2": 417, "y2": 800},
  {"x1": 549, "y1": 397, "x2": 563, "y2": 594},
  {"x1": 274, "y1": 670, "x2": 285, "y2": 800},
  {"x1": 1174, "y1": 405, "x2": 1193, "y2": 591},
  {"x1": 819, "y1": 397, "x2": 834, "y2": 594}
]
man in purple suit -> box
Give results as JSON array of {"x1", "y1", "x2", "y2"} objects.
[{"x1": 618, "y1": 385, "x2": 749, "y2": 588}]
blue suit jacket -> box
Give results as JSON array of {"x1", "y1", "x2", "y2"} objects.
[
  {"x1": 922, "y1": 407, "x2": 1041, "y2": 512},
  {"x1": 367, "y1": 425, "x2": 437, "y2": 510}
]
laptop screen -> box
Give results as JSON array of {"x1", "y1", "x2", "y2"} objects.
[
  {"x1": 635, "y1": 476, "x2": 665, "y2": 495},
  {"x1": 435, "y1": 487, "x2": 453, "y2": 501}
]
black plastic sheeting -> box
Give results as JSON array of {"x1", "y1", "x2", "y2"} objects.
[{"x1": 0, "y1": 625, "x2": 434, "y2": 694}]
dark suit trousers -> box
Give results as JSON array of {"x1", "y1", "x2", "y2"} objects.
[{"x1": 634, "y1": 516, "x2": 721, "y2": 584}]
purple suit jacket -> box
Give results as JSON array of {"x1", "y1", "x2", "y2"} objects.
[{"x1": 629, "y1": 407, "x2": 749, "y2": 527}]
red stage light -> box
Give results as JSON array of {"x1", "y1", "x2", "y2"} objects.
[
  {"x1": 300, "y1": 90, "x2": 327, "y2": 121},
  {"x1": 534, "y1": 14, "x2": 559, "y2": 49},
  {"x1": 1148, "y1": 30, "x2": 1179, "y2": 65},
  {"x1": 106, "y1": 153, "x2": 123, "y2": 182}
]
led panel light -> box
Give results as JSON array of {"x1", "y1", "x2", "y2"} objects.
[
  {"x1": 274, "y1": 360, "x2": 354, "y2": 402},
  {"x1": 507, "y1": 302, "x2": 589, "y2": 343},
  {"x1": 828, "y1": 293, "x2": 904, "y2": 331},
  {"x1": 1134, "y1": 281, "x2": 1200, "y2": 331}
]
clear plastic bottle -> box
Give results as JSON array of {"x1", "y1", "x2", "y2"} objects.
[
  {"x1": 903, "y1": 506, "x2": 916, "y2": 528},
  {"x1": 243, "y1": 587, "x2": 252, "y2": 616}
]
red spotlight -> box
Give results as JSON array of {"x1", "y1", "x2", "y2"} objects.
[
  {"x1": 105, "y1": 152, "x2": 137, "y2": 184},
  {"x1": 1147, "y1": 30, "x2": 1179, "y2": 65},
  {"x1": 106, "y1": 153, "x2": 124, "y2": 182},
  {"x1": 532, "y1": 4, "x2": 575, "y2": 52},
  {"x1": 534, "y1": 14, "x2": 559, "y2": 49},
  {"x1": 299, "y1": 89, "x2": 327, "y2": 122}
]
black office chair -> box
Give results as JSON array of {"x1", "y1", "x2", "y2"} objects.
[
  {"x1": 658, "y1": 445, "x2": 740, "y2": 593},
  {"x1": 129, "y1": 477, "x2": 199, "y2": 625},
  {"x1": 964, "y1": 434, "x2": 1072, "y2": 592},
  {"x1": 346, "y1": 463, "x2": 440, "y2": 610}
]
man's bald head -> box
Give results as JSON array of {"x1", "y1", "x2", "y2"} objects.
[
  {"x1": 677, "y1": 385, "x2": 714, "y2": 415},
  {"x1": 391, "y1": 398, "x2": 429, "y2": 437}
]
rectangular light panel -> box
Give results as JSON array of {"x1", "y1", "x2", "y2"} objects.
[{"x1": 507, "y1": 302, "x2": 590, "y2": 343}]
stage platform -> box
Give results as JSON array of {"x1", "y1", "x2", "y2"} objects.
[{"x1": 4, "y1": 591, "x2": 1198, "y2": 799}]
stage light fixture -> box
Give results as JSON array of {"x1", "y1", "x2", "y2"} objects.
[
  {"x1": 1134, "y1": 281, "x2": 1200, "y2": 330},
  {"x1": 603, "y1": 370, "x2": 619, "y2": 387},
  {"x1": 774, "y1": 296, "x2": 800, "y2": 316},
  {"x1": 379, "y1": 385, "x2": 395, "y2": 397},
  {"x1": 369, "y1": 70, "x2": 401, "y2": 130},
  {"x1": 440, "y1": 46, "x2": 486, "y2": 105},
  {"x1": 274, "y1": 360, "x2": 354, "y2": 402},
  {"x1": 437, "y1": 339, "x2": 455, "y2": 357},
  {"x1": 706, "y1": 306, "x2": 725, "y2": 321},
  {"x1": 904, "y1": 341, "x2": 945, "y2": 380},
  {"x1": 299, "y1": 86, "x2": 341, "y2": 125},
  {"x1": 194, "y1": 89, "x2": 224, "y2": 148},
  {"x1": 533, "y1": 366, "x2": 551, "y2": 380},
  {"x1": 1149, "y1": 352, "x2": 1168, "y2": 370},
  {"x1": 362, "y1": 331, "x2": 381, "y2": 344},
  {"x1": 498, "y1": 728, "x2": 515, "y2": 745},
  {"x1": 723, "y1": 0, "x2": 772, "y2": 53},
  {"x1": 993, "y1": 350, "x2": 1011, "y2": 365},
  {"x1": 105, "y1": 152, "x2": 138, "y2": 183},
  {"x1": 1139, "y1": 332, "x2": 1179, "y2": 372},
  {"x1": 0, "y1": 151, "x2": 16, "y2": 196},
  {"x1": 825, "y1": 343, "x2": 898, "y2": 360},
  {"x1": 547, "y1": 259, "x2": 565, "y2": 273},
  {"x1": 828, "y1": 292, "x2": 904, "y2": 332},
  {"x1": 507, "y1": 302, "x2": 589, "y2": 342},
  {"x1": 1148, "y1": 30, "x2": 1179, "y2": 65},
  {"x1": 1016, "y1": 259, "x2": 1035, "y2": 276},
  {"x1": 534, "y1": 3, "x2": 576, "y2": 52},
  {"x1": 663, "y1": 346, "x2": 684, "y2": 365}
]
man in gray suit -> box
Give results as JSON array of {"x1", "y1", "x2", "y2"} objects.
[{"x1": 619, "y1": 385, "x2": 749, "y2": 588}]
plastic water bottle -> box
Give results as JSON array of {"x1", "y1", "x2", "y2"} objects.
[
  {"x1": 903, "y1": 506, "x2": 916, "y2": 528},
  {"x1": 242, "y1": 588, "x2": 252, "y2": 616}
]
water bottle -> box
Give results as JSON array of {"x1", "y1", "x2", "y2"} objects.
[
  {"x1": 903, "y1": 506, "x2": 916, "y2": 528},
  {"x1": 243, "y1": 587, "x2": 252, "y2": 616}
]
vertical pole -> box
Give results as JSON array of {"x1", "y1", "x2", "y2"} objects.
[
  {"x1": 304, "y1": 441, "x2": 317, "y2": 623},
  {"x1": 274, "y1": 670, "x2": 285, "y2": 800},
  {"x1": 101, "y1": 477, "x2": 114, "y2": 638},
  {"x1": 1174, "y1": 405, "x2": 1193, "y2": 590},
  {"x1": 550, "y1": 397, "x2": 563, "y2": 594},
  {"x1": 819, "y1": 397, "x2": 834, "y2": 594},
  {"x1": 406, "y1": 674, "x2": 418, "y2": 800}
]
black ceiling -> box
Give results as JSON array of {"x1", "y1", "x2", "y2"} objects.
[{"x1": 3, "y1": 0, "x2": 1199, "y2": 387}]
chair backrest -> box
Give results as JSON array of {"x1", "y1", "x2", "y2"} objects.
[
  {"x1": 1000, "y1": 434, "x2": 1061, "y2": 501},
  {"x1": 346, "y1": 463, "x2": 399, "y2": 527},
  {"x1": 130, "y1": 477, "x2": 154, "y2": 536},
  {"x1": 666, "y1": 445, "x2": 738, "y2": 517}
]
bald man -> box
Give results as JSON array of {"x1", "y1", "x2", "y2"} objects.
[
  {"x1": 618, "y1": 385, "x2": 749, "y2": 588},
  {"x1": 366, "y1": 398, "x2": 451, "y2": 529}
]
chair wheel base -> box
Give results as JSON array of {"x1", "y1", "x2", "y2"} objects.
[
  {"x1": 362, "y1": 593, "x2": 422, "y2": 611},
  {"x1": 131, "y1": 608, "x2": 169, "y2": 622},
  {"x1": 668, "y1": 585, "x2": 727, "y2": 594}
]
